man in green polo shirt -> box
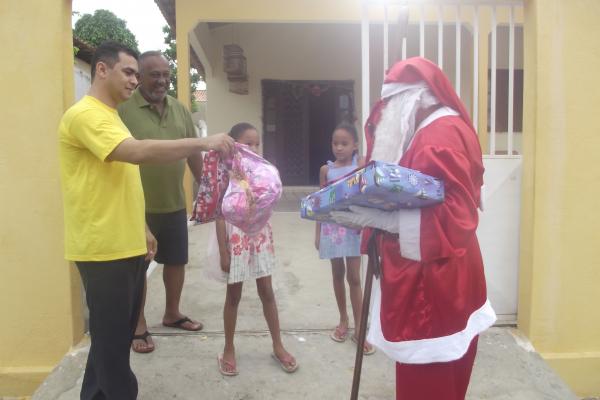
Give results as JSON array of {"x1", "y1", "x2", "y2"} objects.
[{"x1": 119, "y1": 51, "x2": 203, "y2": 353}]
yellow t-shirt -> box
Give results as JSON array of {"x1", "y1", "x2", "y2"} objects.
[{"x1": 58, "y1": 95, "x2": 146, "y2": 261}]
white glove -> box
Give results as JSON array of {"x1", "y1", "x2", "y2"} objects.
[{"x1": 330, "y1": 206, "x2": 400, "y2": 233}]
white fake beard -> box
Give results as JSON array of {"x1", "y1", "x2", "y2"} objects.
[{"x1": 371, "y1": 88, "x2": 439, "y2": 164}]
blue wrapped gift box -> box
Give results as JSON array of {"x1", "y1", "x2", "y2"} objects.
[{"x1": 300, "y1": 161, "x2": 444, "y2": 222}]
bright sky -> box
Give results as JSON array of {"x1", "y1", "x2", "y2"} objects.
[{"x1": 72, "y1": 0, "x2": 168, "y2": 52}]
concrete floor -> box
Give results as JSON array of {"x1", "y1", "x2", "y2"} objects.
[{"x1": 32, "y1": 206, "x2": 579, "y2": 400}]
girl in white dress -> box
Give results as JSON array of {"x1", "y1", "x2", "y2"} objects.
[{"x1": 215, "y1": 123, "x2": 298, "y2": 376}]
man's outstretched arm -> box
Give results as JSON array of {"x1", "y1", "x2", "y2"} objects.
[{"x1": 107, "y1": 133, "x2": 234, "y2": 165}]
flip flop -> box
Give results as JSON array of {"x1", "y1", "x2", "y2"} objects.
[
  {"x1": 131, "y1": 331, "x2": 155, "y2": 354},
  {"x1": 162, "y1": 316, "x2": 203, "y2": 331},
  {"x1": 330, "y1": 325, "x2": 349, "y2": 343},
  {"x1": 271, "y1": 353, "x2": 299, "y2": 373},
  {"x1": 351, "y1": 335, "x2": 376, "y2": 355},
  {"x1": 217, "y1": 353, "x2": 239, "y2": 376}
]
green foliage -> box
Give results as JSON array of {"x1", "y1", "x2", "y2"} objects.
[
  {"x1": 74, "y1": 10, "x2": 139, "y2": 51},
  {"x1": 162, "y1": 25, "x2": 201, "y2": 112}
]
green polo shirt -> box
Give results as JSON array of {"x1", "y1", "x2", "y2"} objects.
[{"x1": 118, "y1": 89, "x2": 197, "y2": 213}]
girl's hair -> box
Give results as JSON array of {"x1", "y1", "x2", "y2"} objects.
[
  {"x1": 229, "y1": 122, "x2": 256, "y2": 140},
  {"x1": 334, "y1": 122, "x2": 359, "y2": 143}
]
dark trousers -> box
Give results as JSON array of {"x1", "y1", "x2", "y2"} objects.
[{"x1": 76, "y1": 256, "x2": 147, "y2": 400}]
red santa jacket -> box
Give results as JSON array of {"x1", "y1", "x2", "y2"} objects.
[{"x1": 363, "y1": 58, "x2": 496, "y2": 364}]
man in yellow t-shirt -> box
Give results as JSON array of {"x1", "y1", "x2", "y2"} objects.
[{"x1": 58, "y1": 41, "x2": 233, "y2": 400}]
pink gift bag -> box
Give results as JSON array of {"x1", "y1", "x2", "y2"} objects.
[{"x1": 221, "y1": 143, "x2": 282, "y2": 235}]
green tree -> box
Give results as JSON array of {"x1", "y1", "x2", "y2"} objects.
[
  {"x1": 74, "y1": 9, "x2": 139, "y2": 51},
  {"x1": 162, "y1": 25, "x2": 201, "y2": 112}
]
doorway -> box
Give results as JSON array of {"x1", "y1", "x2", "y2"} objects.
[{"x1": 262, "y1": 80, "x2": 355, "y2": 186}]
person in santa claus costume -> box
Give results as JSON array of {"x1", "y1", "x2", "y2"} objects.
[{"x1": 331, "y1": 57, "x2": 497, "y2": 400}]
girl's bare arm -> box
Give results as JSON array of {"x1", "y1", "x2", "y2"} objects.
[{"x1": 315, "y1": 165, "x2": 329, "y2": 249}]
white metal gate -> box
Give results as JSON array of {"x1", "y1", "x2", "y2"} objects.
[{"x1": 361, "y1": 0, "x2": 524, "y2": 322}]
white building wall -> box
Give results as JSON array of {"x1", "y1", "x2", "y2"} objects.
[
  {"x1": 74, "y1": 58, "x2": 91, "y2": 102},
  {"x1": 200, "y1": 22, "x2": 365, "y2": 146},
  {"x1": 195, "y1": 22, "x2": 522, "y2": 152}
]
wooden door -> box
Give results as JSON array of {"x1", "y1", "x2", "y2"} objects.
[
  {"x1": 262, "y1": 80, "x2": 355, "y2": 186},
  {"x1": 332, "y1": 84, "x2": 356, "y2": 126},
  {"x1": 262, "y1": 80, "x2": 309, "y2": 185}
]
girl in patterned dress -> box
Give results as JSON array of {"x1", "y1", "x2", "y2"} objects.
[
  {"x1": 315, "y1": 122, "x2": 374, "y2": 354},
  {"x1": 216, "y1": 123, "x2": 298, "y2": 376}
]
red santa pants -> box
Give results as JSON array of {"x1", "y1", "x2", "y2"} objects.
[{"x1": 395, "y1": 336, "x2": 478, "y2": 400}]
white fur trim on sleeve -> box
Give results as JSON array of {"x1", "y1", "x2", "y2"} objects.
[{"x1": 397, "y1": 208, "x2": 422, "y2": 261}]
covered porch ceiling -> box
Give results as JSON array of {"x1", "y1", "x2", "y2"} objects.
[{"x1": 155, "y1": 0, "x2": 205, "y2": 75}]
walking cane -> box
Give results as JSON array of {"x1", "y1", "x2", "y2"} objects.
[
  {"x1": 349, "y1": 230, "x2": 380, "y2": 400},
  {"x1": 349, "y1": 8, "x2": 409, "y2": 399}
]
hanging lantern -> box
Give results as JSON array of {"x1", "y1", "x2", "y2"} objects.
[{"x1": 223, "y1": 44, "x2": 247, "y2": 78}]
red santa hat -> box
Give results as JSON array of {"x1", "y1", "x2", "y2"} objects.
[{"x1": 365, "y1": 57, "x2": 477, "y2": 161}]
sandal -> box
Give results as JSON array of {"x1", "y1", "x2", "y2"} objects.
[
  {"x1": 162, "y1": 316, "x2": 203, "y2": 331},
  {"x1": 131, "y1": 331, "x2": 155, "y2": 354},
  {"x1": 217, "y1": 353, "x2": 239, "y2": 376},
  {"x1": 271, "y1": 353, "x2": 298, "y2": 373},
  {"x1": 330, "y1": 325, "x2": 349, "y2": 342},
  {"x1": 351, "y1": 335, "x2": 376, "y2": 355}
]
